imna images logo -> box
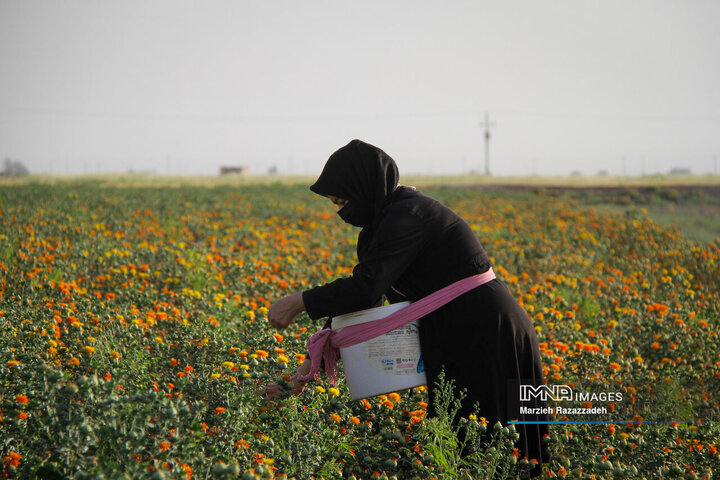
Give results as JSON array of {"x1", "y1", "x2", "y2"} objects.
[{"x1": 520, "y1": 384, "x2": 623, "y2": 403}]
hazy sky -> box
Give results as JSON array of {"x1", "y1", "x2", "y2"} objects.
[{"x1": 1, "y1": 0, "x2": 719, "y2": 176}]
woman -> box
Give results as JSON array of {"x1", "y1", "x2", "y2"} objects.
[{"x1": 267, "y1": 139, "x2": 548, "y2": 472}]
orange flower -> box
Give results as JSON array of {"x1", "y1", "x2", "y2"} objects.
[
  {"x1": 180, "y1": 463, "x2": 192, "y2": 480},
  {"x1": 2, "y1": 451, "x2": 21, "y2": 467},
  {"x1": 235, "y1": 439, "x2": 251, "y2": 449}
]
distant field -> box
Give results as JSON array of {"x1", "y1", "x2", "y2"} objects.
[
  {"x1": 4, "y1": 173, "x2": 719, "y2": 243},
  {"x1": 2, "y1": 172, "x2": 720, "y2": 188}
]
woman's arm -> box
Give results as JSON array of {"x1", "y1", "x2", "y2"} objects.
[
  {"x1": 302, "y1": 210, "x2": 426, "y2": 320},
  {"x1": 267, "y1": 291, "x2": 306, "y2": 330}
]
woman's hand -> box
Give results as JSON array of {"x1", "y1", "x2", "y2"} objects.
[
  {"x1": 268, "y1": 291, "x2": 306, "y2": 329},
  {"x1": 265, "y1": 357, "x2": 312, "y2": 399}
]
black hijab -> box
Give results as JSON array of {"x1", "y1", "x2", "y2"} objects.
[{"x1": 310, "y1": 140, "x2": 399, "y2": 228}]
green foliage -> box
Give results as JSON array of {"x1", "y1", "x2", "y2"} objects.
[{"x1": 419, "y1": 372, "x2": 535, "y2": 479}]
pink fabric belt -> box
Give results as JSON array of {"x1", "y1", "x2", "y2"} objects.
[{"x1": 298, "y1": 268, "x2": 497, "y2": 384}]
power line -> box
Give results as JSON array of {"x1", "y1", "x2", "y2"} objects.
[
  {"x1": 0, "y1": 104, "x2": 483, "y2": 123},
  {"x1": 2, "y1": 104, "x2": 719, "y2": 124}
]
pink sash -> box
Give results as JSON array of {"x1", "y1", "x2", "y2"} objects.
[{"x1": 298, "y1": 268, "x2": 496, "y2": 384}]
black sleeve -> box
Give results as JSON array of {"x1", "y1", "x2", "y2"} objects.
[{"x1": 302, "y1": 208, "x2": 426, "y2": 320}]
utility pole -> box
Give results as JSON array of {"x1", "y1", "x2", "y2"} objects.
[{"x1": 479, "y1": 111, "x2": 495, "y2": 176}]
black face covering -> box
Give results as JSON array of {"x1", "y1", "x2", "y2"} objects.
[
  {"x1": 336, "y1": 201, "x2": 372, "y2": 228},
  {"x1": 310, "y1": 140, "x2": 399, "y2": 228}
]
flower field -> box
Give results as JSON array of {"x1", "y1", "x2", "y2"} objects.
[{"x1": 1, "y1": 180, "x2": 718, "y2": 479}]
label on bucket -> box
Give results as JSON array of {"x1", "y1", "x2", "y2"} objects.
[{"x1": 363, "y1": 322, "x2": 422, "y2": 375}]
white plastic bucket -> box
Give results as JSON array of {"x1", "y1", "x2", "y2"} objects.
[{"x1": 331, "y1": 301, "x2": 427, "y2": 400}]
